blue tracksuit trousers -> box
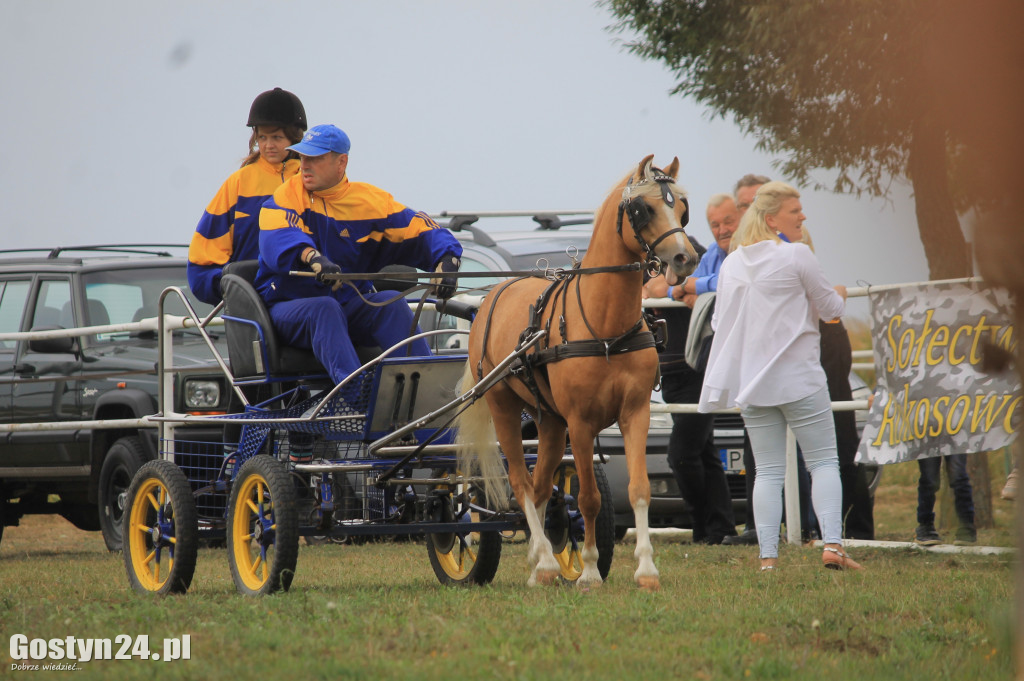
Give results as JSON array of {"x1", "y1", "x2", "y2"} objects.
[{"x1": 268, "y1": 292, "x2": 431, "y2": 384}]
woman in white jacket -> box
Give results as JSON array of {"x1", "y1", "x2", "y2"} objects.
[{"x1": 698, "y1": 181, "x2": 863, "y2": 572}]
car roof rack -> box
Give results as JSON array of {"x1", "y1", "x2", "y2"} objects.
[
  {"x1": 436, "y1": 215, "x2": 496, "y2": 248},
  {"x1": 0, "y1": 244, "x2": 188, "y2": 259},
  {"x1": 432, "y1": 210, "x2": 593, "y2": 220},
  {"x1": 431, "y1": 210, "x2": 594, "y2": 245},
  {"x1": 531, "y1": 214, "x2": 593, "y2": 231}
]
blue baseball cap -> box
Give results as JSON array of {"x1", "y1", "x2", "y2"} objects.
[{"x1": 287, "y1": 124, "x2": 351, "y2": 156}]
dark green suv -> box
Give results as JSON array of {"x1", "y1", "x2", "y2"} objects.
[{"x1": 0, "y1": 246, "x2": 231, "y2": 551}]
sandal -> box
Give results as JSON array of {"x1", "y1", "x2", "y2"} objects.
[
  {"x1": 822, "y1": 546, "x2": 864, "y2": 571},
  {"x1": 759, "y1": 565, "x2": 776, "y2": 572}
]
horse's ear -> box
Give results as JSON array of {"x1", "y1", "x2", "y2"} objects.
[
  {"x1": 665, "y1": 157, "x2": 680, "y2": 179},
  {"x1": 636, "y1": 154, "x2": 655, "y2": 182}
]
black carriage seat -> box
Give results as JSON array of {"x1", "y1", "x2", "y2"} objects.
[{"x1": 219, "y1": 260, "x2": 328, "y2": 385}]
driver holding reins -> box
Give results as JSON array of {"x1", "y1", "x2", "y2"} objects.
[{"x1": 255, "y1": 124, "x2": 463, "y2": 391}]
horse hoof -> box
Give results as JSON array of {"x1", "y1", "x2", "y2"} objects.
[
  {"x1": 533, "y1": 569, "x2": 560, "y2": 586},
  {"x1": 636, "y1": 575, "x2": 661, "y2": 591},
  {"x1": 577, "y1": 577, "x2": 603, "y2": 591}
]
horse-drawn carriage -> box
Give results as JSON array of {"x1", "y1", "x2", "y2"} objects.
[{"x1": 122, "y1": 156, "x2": 697, "y2": 595}]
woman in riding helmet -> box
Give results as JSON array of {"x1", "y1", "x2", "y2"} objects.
[{"x1": 187, "y1": 87, "x2": 307, "y2": 304}]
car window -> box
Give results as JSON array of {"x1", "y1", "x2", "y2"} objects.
[
  {"x1": 459, "y1": 256, "x2": 502, "y2": 290},
  {"x1": 32, "y1": 279, "x2": 73, "y2": 329},
  {"x1": 82, "y1": 266, "x2": 215, "y2": 341},
  {"x1": 457, "y1": 246, "x2": 507, "y2": 291},
  {"x1": 85, "y1": 281, "x2": 144, "y2": 328},
  {"x1": 0, "y1": 279, "x2": 31, "y2": 350}
]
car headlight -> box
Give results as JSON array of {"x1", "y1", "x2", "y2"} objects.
[{"x1": 183, "y1": 378, "x2": 221, "y2": 410}]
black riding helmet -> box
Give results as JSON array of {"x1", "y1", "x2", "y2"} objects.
[{"x1": 247, "y1": 87, "x2": 307, "y2": 131}]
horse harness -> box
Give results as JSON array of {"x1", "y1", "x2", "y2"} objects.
[{"x1": 476, "y1": 168, "x2": 688, "y2": 418}]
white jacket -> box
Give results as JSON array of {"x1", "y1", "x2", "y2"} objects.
[{"x1": 698, "y1": 240, "x2": 844, "y2": 410}]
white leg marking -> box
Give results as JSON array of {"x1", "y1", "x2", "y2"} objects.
[
  {"x1": 632, "y1": 498, "x2": 660, "y2": 587},
  {"x1": 577, "y1": 544, "x2": 603, "y2": 588},
  {"x1": 521, "y1": 494, "x2": 559, "y2": 586}
]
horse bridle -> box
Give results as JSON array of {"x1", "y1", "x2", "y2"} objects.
[{"x1": 617, "y1": 169, "x2": 690, "y2": 275}]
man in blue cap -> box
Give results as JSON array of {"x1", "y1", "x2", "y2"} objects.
[{"x1": 255, "y1": 123, "x2": 462, "y2": 393}]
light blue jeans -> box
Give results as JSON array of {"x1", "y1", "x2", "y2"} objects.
[{"x1": 741, "y1": 386, "x2": 843, "y2": 559}]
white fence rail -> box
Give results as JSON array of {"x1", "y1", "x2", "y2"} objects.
[
  {"x1": 2, "y1": 277, "x2": 916, "y2": 545},
  {"x1": 0, "y1": 305, "x2": 224, "y2": 436}
]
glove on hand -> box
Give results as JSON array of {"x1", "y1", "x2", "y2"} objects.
[
  {"x1": 432, "y1": 254, "x2": 461, "y2": 300},
  {"x1": 305, "y1": 250, "x2": 343, "y2": 291}
]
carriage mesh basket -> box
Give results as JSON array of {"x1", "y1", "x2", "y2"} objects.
[
  {"x1": 216, "y1": 371, "x2": 376, "y2": 466},
  {"x1": 162, "y1": 439, "x2": 229, "y2": 520}
]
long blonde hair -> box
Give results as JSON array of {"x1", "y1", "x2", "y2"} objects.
[{"x1": 729, "y1": 180, "x2": 801, "y2": 252}]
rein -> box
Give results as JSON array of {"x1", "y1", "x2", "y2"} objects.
[
  {"x1": 289, "y1": 263, "x2": 646, "y2": 304},
  {"x1": 296, "y1": 264, "x2": 644, "y2": 284}
]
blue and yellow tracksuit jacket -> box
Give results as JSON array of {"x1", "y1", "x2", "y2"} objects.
[
  {"x1": 187, "y1": 156, "x2": 300, "y2": 304},
  {"x1": 255, "y1": 174, "x2": 462, "y2": 304}
]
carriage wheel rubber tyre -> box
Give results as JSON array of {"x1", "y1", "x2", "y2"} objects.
[
  {"x1": 122, "y1": 460, "x2": 199, "y2": 595},
  {"x1": 227, "y1": 455, "x2": 299, "y2": 596},
  {"x1": 426, "y1": 469, "x2": 502, "y2": 585},
  {"x1": 548, "y1": 461, "x2": 616, "y2": 582},
  {"x1": 99, "y1": 435, "x2": 147, "y2": 552}
]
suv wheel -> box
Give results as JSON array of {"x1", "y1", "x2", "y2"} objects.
[{"x1": 98, "y1": 436, "x2": 147, "y2": 552}]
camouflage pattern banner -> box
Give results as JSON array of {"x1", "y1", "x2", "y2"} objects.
[{"x1": 856, "y1": 281, "x2": 1019, "y2": 465}]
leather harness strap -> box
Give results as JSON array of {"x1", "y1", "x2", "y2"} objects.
[
  {"x1": 476, "y1": 165, "x2": 686, "y2": 419},
  {"x1": 504, "y1": 268, "x2": 657, "y2": 420}
]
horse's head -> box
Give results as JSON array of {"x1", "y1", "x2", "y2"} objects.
[{"x1": 618, "y1": 155, "x2": 698, "y2": 285}]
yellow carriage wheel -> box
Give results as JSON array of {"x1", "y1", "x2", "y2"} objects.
[
  {"x1": 122, "y1": 460, "x2": 198, "y2": 595},
  {"x1": 549, "y1": 464, "x2": 583, "y2": 580},
  {"x1": 426, "y1": 468, "x2": 502, "y2": 585},
  {"x1": 546, "y1": 461, "x2": 616, "y2": 582},
  {"x1": 226, "y1": 455, "x2": 299, "y2": 596}
]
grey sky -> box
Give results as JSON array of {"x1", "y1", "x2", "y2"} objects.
[{"x1": 1, "y1": 1, "x2": 931, "y2": 319}]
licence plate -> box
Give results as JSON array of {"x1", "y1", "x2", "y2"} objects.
[{"x1": 719, "y1": 448, "x2": 745, "y2": 473}]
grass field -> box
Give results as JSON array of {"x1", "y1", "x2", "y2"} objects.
[{"x1": 0, "y1": 455, "x2": 1016, "y2": 680}]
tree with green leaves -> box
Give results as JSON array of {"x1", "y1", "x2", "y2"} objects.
[{"x1": 602, "y1": 0, "x2": 971, "y2": 279}]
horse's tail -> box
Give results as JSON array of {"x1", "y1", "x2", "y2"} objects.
[{"x1": 454, "y1": 361, "x2": 509, "y2": 511}]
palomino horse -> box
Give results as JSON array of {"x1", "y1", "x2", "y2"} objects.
[{"x1": 457, "y1": 155, "x2": 697, "y2": 590}]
